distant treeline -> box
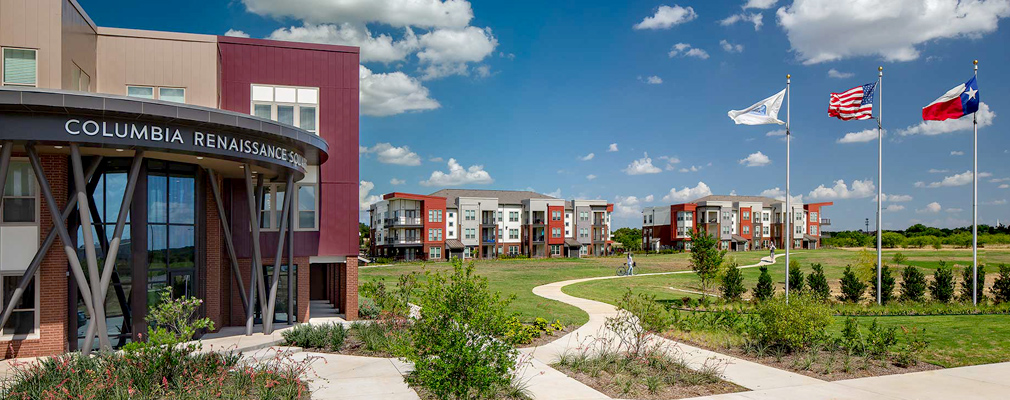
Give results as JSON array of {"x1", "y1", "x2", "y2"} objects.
[{"x1": 824, "y1": 223, "x2": 1010, "y2": 248}]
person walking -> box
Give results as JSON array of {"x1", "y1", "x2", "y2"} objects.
[
  {"x1": 769, "y1": 243, "x2": 776, "y2": 262},
  {"x1": 626, "y1": 251, "x2": 635, "y2": 275}
]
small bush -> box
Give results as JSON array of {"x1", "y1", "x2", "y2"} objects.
[
  {"x1": 993, "y1": 264, "x2": 1010, "y2": 303},
  {"x1": 753, "y1": 295, "x2": 832, "y2": 352},
  {"x1": 868, "y1": 264, "x2": 896, "y2": 304},
  {"x1": 358, "y1": 296, "x2": 381, "y2": 319},
  {"x1": 891, "y1": 252, "x2": 908, "y2": 266},
  {"x1": 282, "y1": 323, "x2": 347, "y2": 352},
  {"x1": 806, "y1": 263, "x2": 830, "y2": 301},
  {"x1": 838, "y1": 266, "x2": 867, "y2": 303},
  {"x1": 959, "y1": 264, "x2": 987, "y2": 302},
  {"x1": 788, "y1": 259, "x2": 805, "y2": 295},
  {"x1": 615, "y1": 289, "x2": 674, "y2": 334},
  {"x1": 929, "y1": 262, "x2": 956, "y2": 303},
  {"x1": 900, "y1": 266, "x2": 927, "y2": 302},
  {"x1": 720, "y1": 262, "x2": 746, "y2": 301},
  {"x1": 753, "y1": 265, "x2": 775, "y2": 302}
]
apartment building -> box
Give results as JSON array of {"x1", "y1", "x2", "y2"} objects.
[
  {"x1": 642, "y1": 195, "x2": 831, "y2": 252},
  {"x1": 369, "y1": 189, "x2": 614, "y2": 260}
]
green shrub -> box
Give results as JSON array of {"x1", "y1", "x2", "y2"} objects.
[
  {"x1": 358, "y1": 296, "x2": 381, "y2": 319},
  {"x1": 869, "y1": 264, "x2": 896, "y2": 304},
  {"x1": 929, "y1": 262, "x2": 956, "y2": 303},
  {"x1": 689, "y1": 229, "x2": 726, "y2": 294},
  {"x1": 753, "y1": 265, "x2": 775, "y2": 301},
  {"x1": 959, "y1": 264, "x2": 987, "y2": 302},
  {"x1": 788, "y1": 259, "x2": 805, "y2": 295},
  {"x1": 720, "y1": 262, "x2": 746, "y2": 301},
  {"x1": 806, "y1": 263, "x2": 830, "y2": 301},
  {"x1": 866, "y1": 319, "x2": 898, "y2": 358},
  {"x1": 754, "y1": 295, "x2": 832, "y2": 352},
  {"x1": 993, "y1": 264, "x2": 1010, "y2": 303},
  {"x1": 282, "y1": 323, "x2": 347, "y2": 352},
  {"x1": 838, "y1": 266, "x2": 867, "y2": 303},
  {"x1": 616, "y1": 289, "x2": 674, "y2": 333},
  {"x1": 891, "y1": 252, "x2": 908, "y2": 266},
  {"x1": 900, "y1": 266, "x2": 927, "y2": 302}
]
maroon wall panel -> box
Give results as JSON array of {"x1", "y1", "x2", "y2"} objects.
[{"x1": 218, "y1": 36, "x2": 360, "y2": 258}]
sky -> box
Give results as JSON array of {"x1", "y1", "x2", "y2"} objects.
[{"x1": 78, "y1": 0, "x2": 1010, "y2": 231}]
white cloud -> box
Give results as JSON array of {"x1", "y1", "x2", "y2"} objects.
[
  {"x1": 416, "y1": 26, "x2": 498, "y2": 79},
  {"x1": 991, "y1": 178, "x2": 1010, "y2": 183},
  {"x1": 420, "y1": 158, "x2": 493, "y2": 187},
  {"x1": 579, "y1": 152, "x2": 595, "y2": 161},
  {"x1": 777, "y1": 0, "x2": 1010, "y2": 65},
  {"x1": 739, "y1": 151, "x2": 771, "y2": 167},
  {"x1": 624, "y1": 153, "x2": 663, "y2": 175},
  {"x1": 760, "y1": 187, "x2": 803, "y2": 203},
  {"x1": 608, "y1": 143, "x2": 619, "y2": 152},
  {"x1": 359, "y1": 180, "x2": 382, "y2": 211},
  {"x1": 898, "y1": 103, "x2": 995, "y2": 136},
  {"x1": 659, "y1": 155, "x2": 680, "y2": 171},
  {"x1": 885, "y1": 204, "x2": 905, "y2": 212},
  {"x1": 663, "y1": 182, "x2": 712, "y2": 202},
  {"x1": 766, "y1": 129, "x2": 786, "y2": 137},
  {"x1": 950, "y1": 151, "x2": 965, "y2": 156},
  {"x1": 614, "y1": 195, "x2": 644, "y2": 217},
  {"x1": 679, "y1": 165, "x2": 703, "y2": 173},
  {"x1": 986, "y1": 199, "x2": 1008, "y2": 205},
  {"x1": 668, "y1": 43, "x2": 710, "y2": 59},
  {"x1": 360, "y1": 142, "x2": 422, "y2": 165},
  {"x1": 877, "y1": 193, "x2": 913, "y2": 202},
  {"x1": 837, "y1": 128, "x2": 881, "y2": 144},
  {"x1": 474, "y1": 64, "x2": 492, "y2": 78},
  {"x1": 359, "y1": 65, "x2": 440, "y2": 116},
  {"x1": 929, "y1": 169, "x2": 949, "y2": 174},
  {"x1": 645, "y1": 195, "x2": 655, "y2": 202},
  {"x1": 808, "y1": 179, "x2": 876, "y2": 200},
  {"x1": 390, "y1": 178, "x2": 406, "y2": 185},
  {"x1": 639, "y1": 75, "x2": 663, "y2": 84},
  {"x1": 224, "y1": 29, "x2": 250, "y2": 38},
  {"x1": 720, "y1": 13, "x2": 763, "y2": 30},
  {"x1": 827, "y1": 68, "x2": 854, "y2": 79},
  {"x1": 546, "y1": 188, "x2": 562, "y2": 198},
  {"x1": 241, "y1": 0, "x2": 474, "y2": 29},
  {"x1": 744, "y1": 0, "x2": 777, "y2": 9},
  {"x1": 1000, "y1": 184, "x2": 1010, "y2": 189},
  {"x1": 429, "y1": 156, "x2": 444, "y2": 162},
  {"x1": 268, "y1": 23, "x2": 419, "y2": 63},
  {"x1": 916, "y1": 170, "x2": 992, "y2": 188},
  {"x1": 720, "y1": 40, "x2": 744, "y2": 53},
  {"x1": 587, "y1": 174, "x2": 597, "y2": 180},
  {"x1": 633, "y1": 5, "x2": 698, "y2": 30},
  {"x1": 917, "y1": 202, "x2": 942, "y2": 213}
]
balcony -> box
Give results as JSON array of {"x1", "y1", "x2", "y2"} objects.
[
  {"x1": 386, "y1": 237, "x2": 422, "y2": 246},
  {"x1": 820, "y1": 218, "x2": 831, "y2": 226},
  {"x1": 481, "y1": 219, "x2": 497, "y2": 226},
  {"x1": 531, "y1": 235, "x2": 545, "y2": 243},
  {"x1": 482, "y1": 237, "x2": 497, "y2": 244},
  {"x1": 385, "y1": 216, "x2": 422, "y2": 227},
  {"x1": 592, "y1": 219, "x2": 606, "y2": 226}
]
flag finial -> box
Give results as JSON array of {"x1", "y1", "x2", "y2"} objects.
[
  {"x1": 878, "y1": 66, "x2": 883, "y2": 71},
  {"x1": 974, "y1": 59, "x2": 978, "y2": 65},
  {"x1": 786, "y1": 74, "x2": 791, "y2": 79}
]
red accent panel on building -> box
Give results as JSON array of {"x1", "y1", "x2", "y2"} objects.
[
  {"x1": 740, "y1": 207, "x2": 752, "y2": 239},
  {"x1": 548, "y1": 205, "x2": 565, "y2": 245},
  {"x1": 218, "y1": 36, "x2": 360, "y2": 258}
]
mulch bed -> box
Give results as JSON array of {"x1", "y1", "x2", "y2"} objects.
[
  {"x1": 553, "y1": 363, "x2": 746, "y2": 400},
  {"x1": 520, "y1": 325, "x2": 576, "y2": 348}
]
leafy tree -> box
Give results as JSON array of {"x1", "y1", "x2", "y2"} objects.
[
  {"x1": 992, "y1": 264, "x2": 1010, "y2": 304},
  {"x1": 753, "y1": 265, "x2": 775, "y2": 302},
  {"x1": 720, "y1": 262, "x2": 746, "y2": 301},
  {"x1": 959, "y1": 264, "x2": 987, "y2": 302},
  {"x1": 900, "y1": 266, "x2": 927, "y2": 302},
  {"x1": 788, "y1": 259, "x2": 805, "y2": 295},
  {"x1": 891, "y1": 252, "x2": 908, "y2": 266},
  {"x1": 360, "y1": 223, "x2": 370, "y2": 246},
  {"x1": 838, "y1": 265, "x2": 867, "y2": 303},
  {"x1": 689, "y1": 228, "x2": 726, "y2": 295},
  {"x1": 612, "y1": 227, "x2": 642, "y2": 252},
  {"x1": 806, "y1": 263, "x2": 830, "y2": 301},
  {"x1": 868, "y1": 264, "x2": 896, "y2": 304},
  {"x1": 929, "y1": 261, "x2": 956, "y2": 303},
  {"x1": 932, "y1": 237, "x2": 943, "y2": 250},
  {"x1": 881, "y1": 232, "x2": 906, "y2": 248}
]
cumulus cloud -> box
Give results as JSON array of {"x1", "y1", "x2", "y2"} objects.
[
  {"x1": 877, "y1": 193, "x2": 913, "y2": 202},
  {"x1": 837, "y1": 128, "x2": 881, "y2": 144},
  {"x1": 720, "y1": 13, "x2": 763, "y2": 30},
  {"x1": 659, "y1": 155, "x2": 680, "y2": 171},
  {"x1": 808, "y1": 179, "x2": 876, "y2": 200},
  {"x1": 268, "y1": 23, "x2": 419, "y2": 63},
  {"x1": 224, "y1": 29, "x2": 250, "y2": 38},
  {"x1": 416, "y1": 26, "x2": 498, "y2": 79},
  {"x1": 645, "y1": 195, "x2": 655, "y2": 202},
  {"x1": 827, "y1": 68, "x2": 854, "y2": 79},
  {"x1": 898, "y1": 103, "x2": 995, "y2": 136},
  {"x1": 359, "y1": 65, "x2": 440, "y2": 116},
  {"x1": 639, "y1": 75, "x2": 664, "y2": 84},
  {"x1": 720, "y1": 40, "x2": 744, "y2": 53},
  {"x1": 1000, "y1": 184, "x2": 1009, "y2": 189},
  {"x1": 360, "y1": 142, "x2": 422, "y2": 165},
  {"x1": 668, "y1": 43, "x2": 710, "y2": 59},
  {"x1": 918, "y1": 202, "x2": 942, "y2": 213},
  {"x1": 579, "y1": 153, "x2": 595, "y2": 161},
  {"x1": 429, "y1": 156, "x2": 444, "y2": 162},
  {"x1": 614, "y1": 195, "x2": 645, "y2": 217},
  {"x1": 624, "y1": 153, "x2": 663, "y2": 175},
  {"x1": 664, "y1": 182, "x2": 713, "y2": 202},
  {"x1": 766, "y1": 129, "x2": 786, "y2": 137},
  {"x1": 633, "y1": 5, "x2": 698, "y2": 30},
  {"x1": 777, "y1": 0, "x2": 1010, "y2": 65},
  {"x1": 420, "y1": 158, "x2": 493, "y2": 187},
  {"x1": 679, "y1": 165, "x2": 703, "y2": 173},
  {"x1": 885, "y1": 204, "x2": 905, "y2": 212},
  {"x1": 951, "y1": 151, "x2": 965, "y2": 156},
  {"x1": 545, "y1": 188, "x2": 562, "y2": 198},
  {"x1": 390, "y1": 178, "x2": 406, "y2": 185},
  {"x1": 760, "y1": 187, "x2": 803, "y2": 203},
  {"x1": 929, "y1": 169, "x2": 949, "y2": 174},
  {"x1": 241, "y1": 0, "x2": 474, "y2": 28},
  {"x1": 608, "y1": 143, "x2": 619, "y2": 152},
  {"x1": 587, "y1": 174, "x2": 597, "y2": 180},
  {"x1": 986, "y1": 199, "x2": 1008, "y2": 205},
  {"x1": 744, "y1": 0, "x2": 778, "y2": 9},
  {"x1": 915, "y1": 170, "x2": 992, "y2": 188},
  {"x1": 739, "y1": 151, "x2": 771, "y2": 167},
  {"x1": 359, "y1": 180, "x2": 382, "y2": 211}
]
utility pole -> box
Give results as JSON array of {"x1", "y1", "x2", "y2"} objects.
[{"x1": 865, "y1": 218, "x2": 870, "y2": 234}]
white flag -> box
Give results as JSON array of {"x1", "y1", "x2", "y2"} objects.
[{"x1": 728, "y1": 88, "x2": 786, "y2": 125}]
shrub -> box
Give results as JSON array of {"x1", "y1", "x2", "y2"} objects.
[
  {"x1": 959, "y1": 264, "x2": 987, "y2": 302},
  {"x1": 866, "y1": 319, "x2": 898, "y2": 358},
  {"x1": 282, "y1": 323, "x2": 347, "y2": 352},
  {"x1": 754, "y1": 295, "x2": 832, "y2": 352},
  {"x1": 900, "y1": 266, "x2": 927, "y2": 302},
  {"x1": 689, "y1": 228, "x2": 726, "y2": 294},
  {"x1": 720, "y1": 262, "x2": 746, "y2": 301},
  {"x1": 838, "y1": 266, "x2": 867, "y2": 303},
  {"x1": 615, "y1": 289, "x2": 673, "y2": 334},
  {"x1": 929, "y1": 262, "x2": 956, "y2": 303},
  {"x1": 869, "y1": 264, "x2": 896, "y2": 304},
  {"x1": 806, "y1": 263, "x2": 830, "y2": 301},
  {"x1": 892, "y1": 252, "x2": 908, "y2": 266},
  {"x1": 788, "y1": 259, "x2": 805, "y2": 295},
  {"x1": 993, "y1": 264, "x2": 1010, "y2": 304},
  {"x1": 358, "y1": 296, "x2": 381, "y2": 319},
  {"x1": 753, "y1": 265, "x2": 774, "y2": 301}
]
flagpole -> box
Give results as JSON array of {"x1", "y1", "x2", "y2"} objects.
[
  {"x1": 785, "y1": 73, "x2": 791, "y2": 304},
  {"x1": 973, "y1": 59, "x2": 979, "y2": 306},
  {"x1": 877, "y1": 66, "x2": 883, "y2": 306}
]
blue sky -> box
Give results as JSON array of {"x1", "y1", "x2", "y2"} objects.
[{"x1": 79, "y1": 0, "x2": 1010, "y2": 230}]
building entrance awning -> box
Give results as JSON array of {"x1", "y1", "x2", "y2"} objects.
[
  {"x1": 564, "y1": 238, "x2": 582, "y2": 247},
  {"x1": 731, "y1": 235, "x2": 749, "y2": 243},
  {"x1": 445, "y1": 239, "x2": 465, "y2": 250},
  {"x1": 803, "y1": 234, "x2": 819, "y2": 241}
]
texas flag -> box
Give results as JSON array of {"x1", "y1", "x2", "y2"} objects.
[{"x1": 922, "y1": 76, "x2": 979, "y2": 121}]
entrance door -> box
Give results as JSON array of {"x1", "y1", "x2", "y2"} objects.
[{"x1": 310, "y1": 264, "x2": 326, "y2": 300}]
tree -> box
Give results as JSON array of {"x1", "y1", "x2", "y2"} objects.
[
  {"x1": 891, "y1": 252, "x2": 908, "y2": 266},
  {"x1": 992, "y1": 264, "x2": 1010, "y2": 303},
  {"x1": 788, "y1": 259, "x2": 805, "y2": 295},
  {"x1": 753, "y1": 265, "x2": 775, "y2": 301},
  {"x1": 869, "y1": 264, "x2": 896, "y2": 304},
  {"x1": 929, "y1": 261, "x2": 956, "y2": 303},
  {"x1": 689, "y1": 228, "x2": 726, "y2": 295},
  {"x1": 807, "y1": 263, "x2": 830, "y2": 301},
  {"x1": 612, "y1": 227, "x2": 642, "y2": 252},
  {"x1": 359, "y1": 223, "x2": 370, "y2": 247},
  {"x1": 720, "y1": 262, "x2": 746, "y2": 301},
  {"x1": 881, "y1": 232, "x2": 906, "y2": 248},
  {"x1": 838, "y1": 265, "x2": 867, "y2": 303},
  {"x1": 900, "y1": 266, "x2": 927, "y2": 302},
  {"x1": 960, "y1": 264, "x2": 987, "y2": 302}
]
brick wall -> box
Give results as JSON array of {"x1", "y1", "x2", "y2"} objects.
[
  {"x1": 341, "y1": 258, "x2": 358, "y2": 320},
  {"x1": 204, "y1": 173, "x2": 225, "y2": 328}
]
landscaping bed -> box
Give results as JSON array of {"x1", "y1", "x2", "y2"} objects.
[{"x1": 553, "y1": 351, "x2": 745, "y2": 399}]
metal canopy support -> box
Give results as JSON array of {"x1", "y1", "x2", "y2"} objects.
[
  {"x1": 264, "y1": 173, "x2": 294, "y2": 334},
  {"x1": 244, "y1": 167, "x2": 266, "y2": 335},
  {"x1": 84, "y1": 168, "x2": 133, "y2": 348},
  {"x1": 206, "y1": 168, "x2": 249, "y2": 312},
  {"x1": 71, "y1": 144, "x2": 112, "y2": 352},
  {"x1": 287, "y1": 184, "x2": 295, "y2": 325},
  {"x1": 0, "y1": 155, "x2": 102, "y2": 337}
]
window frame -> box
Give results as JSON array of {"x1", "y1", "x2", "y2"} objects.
[
  {"x1": 294, "y1": 183, "x2": 319, "y2": 231},
  {"x1": 0, "y1": 272, "x2": 40, "y2": 340},
  {"x1": 126, "y1": 85, "x2": 187, "y2": 103},
  {"x1": 1, "y1": 159, "x2": 40, "y2": 226},
  {"x1": 257, "y1": 182, "x2": 287, "y2": 232},
  {"x1": 2, "y1": 47, "x2": 38, "y2": 87},
  {"x1": 250, "y1": 84, "x2": 320, "y2": 134}
]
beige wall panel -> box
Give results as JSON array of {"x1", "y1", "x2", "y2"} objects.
[
  {"x1": 61, "y1": 0, "x2": 96, "y2": 90},
  {"x1": 0, "y1": 0, "x2": 64, "y2": 89}
]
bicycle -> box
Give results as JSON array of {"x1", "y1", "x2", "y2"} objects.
[{"x1": 616, "y1": 262, "x2": 635, "y2": 276}]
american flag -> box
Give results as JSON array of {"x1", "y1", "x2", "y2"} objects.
[{"x1": 828, "y1": 82, "x2": 876, "y2": 120}]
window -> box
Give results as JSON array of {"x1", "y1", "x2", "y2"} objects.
[
  {"x1": 811, "y1": 212, "x2": 818, "y2": 221},
  {"x1": 465, "y1": 209, "x2": 475, "y2": 221},
  {"x1": 1, "y1": 274, "x2": 37, "y2": 336},
  {"x1": 811, "y1": 226, "x2": 818, "y2": 235},
  {"x1": 258, "y1": 183, "x2": 287, "y2": 230},
  {"x1": 3, "y1": 48, "x2": 37, "y2": 87},
  {"x1": 127, "y1": 86, "x2": 154, "y2": 99},
  {"x1": 743, "y1": 226, "x2": 750, "y2": 234},
  {"x1": 552, "y1": 211, "x2": 561, "y2": 221},
  {"x1": 427, "y1": 229, "x2": 442, "y2": 241},
  {"x1": 509, "y1": 245, "x2": 519, "y2": 256},
  {"x1": 465, "y1": 228, "x2": 475, "y2": 239},
  {"x1": 428, "y1": 209, "x2": 443, "y2": 223},
  {"x1": 743, "y1": 212, "x2": 750, "y2": 221},
  {"x1": 581, "y1": 212, "x2": 589, "y2": 221},
  {"x1": 509, "y1": 211, "x2": 519, "y2": 222},
  {"x1": 126, "y1": 86, "x2": 186, "y2": 103},
  {"x1": 722, "y1": 227, "x2": 730, "y2": 235},
  {"x1": 552, "y1": 228, "x2": 561, "y2": 238},
  {"x1": 763, "y1": 212, "x2": 770, "y2": 222},
  {"x1": 509, "y1": 229, "x2": 519, "y2": 240},
  {"x1": 296, "y1": 184, "x2": 318, "y2": 230},
  {"x1": 763, "y1": 226, "x2": 770, "y2": 235},
  {"x1": 551, "y1": 245, "x2": 561, "y2": 256},
  {"x1": 251, "y1": 85, "x2": 319, "y2": 133},
  {"x1": 2, "y1": 161, "x2": 36, "y2": 224},
  {"x1": 430, "y1": 247, "x2": 441, "y2": 260},
  {"x1": 723, "y1": 211, "x2": 731, "y2": 219}
]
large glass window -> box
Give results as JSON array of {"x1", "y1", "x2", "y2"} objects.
[
  {"x1": 147, "y1": 161, "x2": 197, "y2": 308},
  {"x1": 3, "y1": 48, "x2": 37, "y2": 87},
  {"x1": 250, "y1": 84, "x2": 319, "y2": 134},
  {"x1": 2, "y1": 161, "x2": 36, "y2": 223},
  {"x1": 1, "y1": 274, "x2": 36, "y2": 336},
  {"x1": 296, "y1": 184, "x2": 317, "y2": 230}
]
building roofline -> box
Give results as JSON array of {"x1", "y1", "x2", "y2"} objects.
[
  {"x1": 218, "y1": 35, "x2": 360, "y2": 54},
  {"x1": 68, "y1": 0, "x2": 98, "y2": 31}
]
